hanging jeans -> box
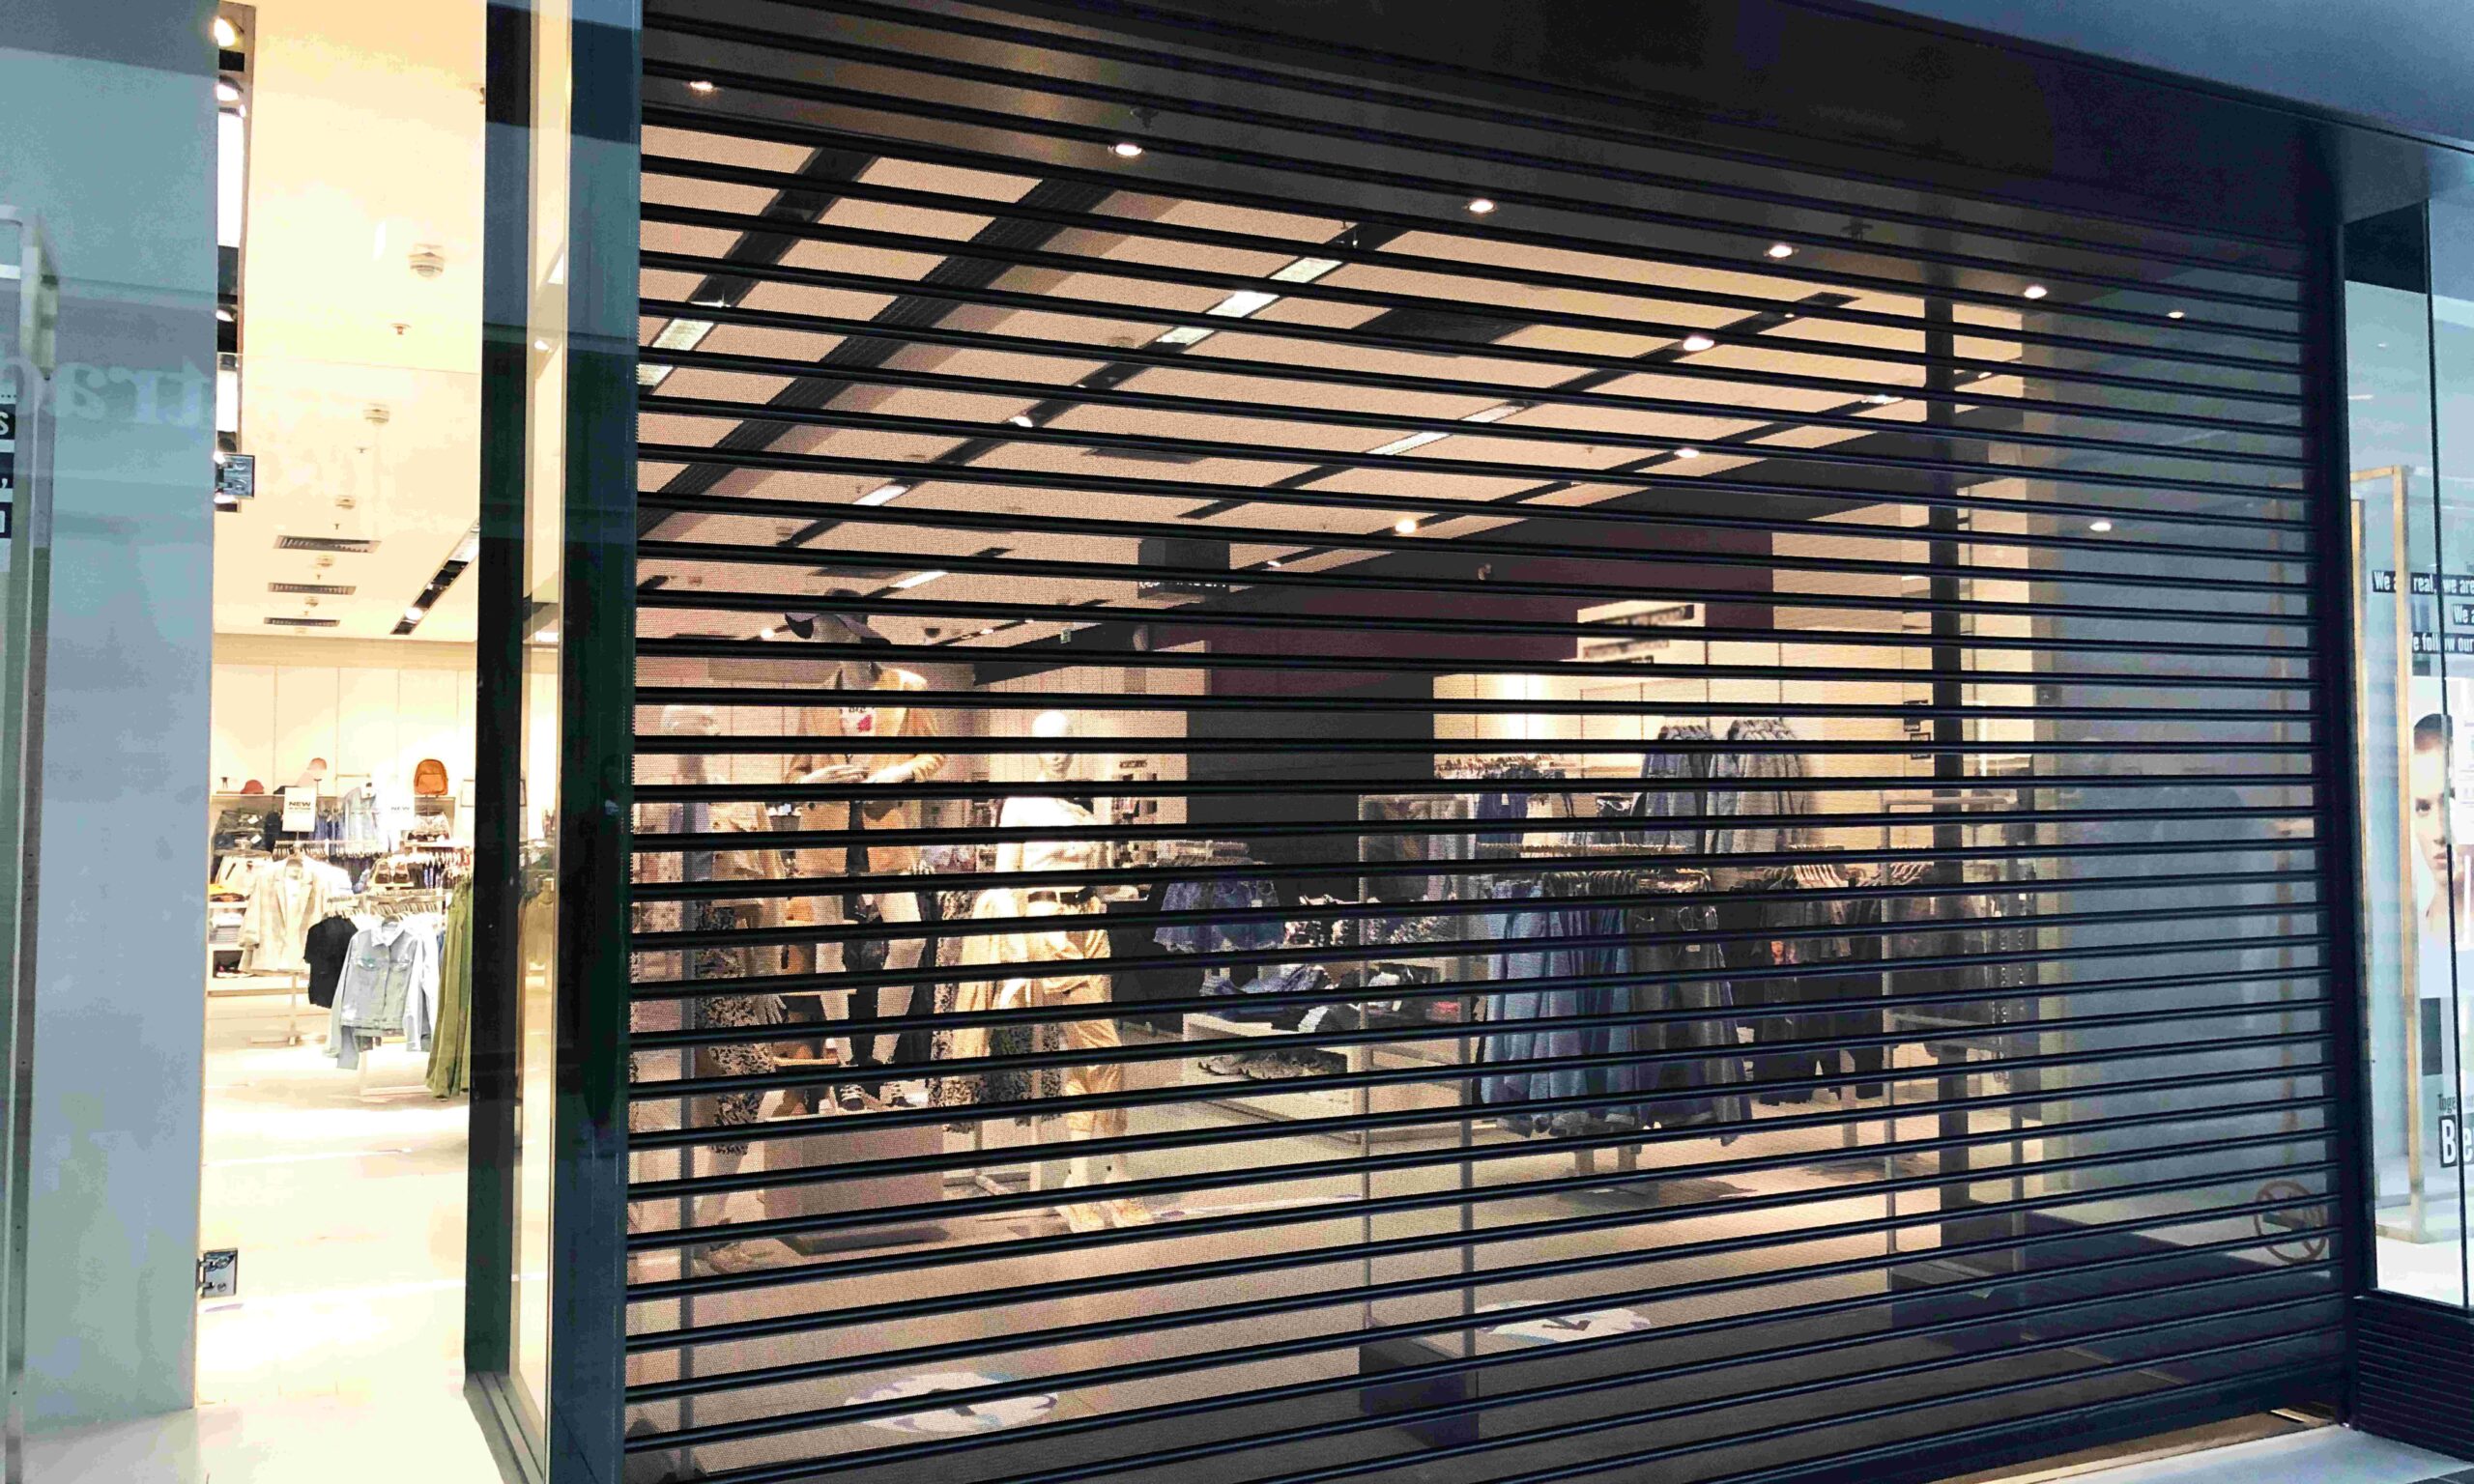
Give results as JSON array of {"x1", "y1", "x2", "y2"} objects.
[{"x1": 1621, "y1": 901, "x2": 1746, "y2": 1129}]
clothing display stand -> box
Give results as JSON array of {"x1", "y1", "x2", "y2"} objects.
[{"x1": 245, "y1": 967, "x2": 310, "y2": 1049}]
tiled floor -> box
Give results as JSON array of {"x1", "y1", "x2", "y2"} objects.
[
  {"x1": 2057, "y1": 1427, "x2": 2462, "y2": 1484},
  {"x1": 26, "y1": 987, "x2": 498, "y2": 1482},
  {"x1": 25, "y1": 992, "x2": 2474, "y2": 1484}
]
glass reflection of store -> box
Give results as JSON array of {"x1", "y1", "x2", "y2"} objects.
[{"x1": 2356, "y1": 189, "x2": 2474, "y2": 1306}]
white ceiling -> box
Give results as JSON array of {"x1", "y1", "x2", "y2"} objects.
[{"x1": 215, "y1": 0, "x2": 483, "y2": 642}]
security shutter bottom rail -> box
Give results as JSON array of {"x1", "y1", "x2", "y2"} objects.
[{"x1": 618, "y1": 2, "x2": 2334, "y2": 1481}]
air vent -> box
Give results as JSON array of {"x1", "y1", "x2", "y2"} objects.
[
  {"x1": 276, "y1": 536, "x2": 376, "y2": 554},
  {"x1": 1083, "y1": 444, "x2": 1208, "y2": 466},
  {"x1": 1351, "y1": 305, "x2": 1526, "y2": 352},
  {"x1": 263, "y1": 615, "x2": 340, "y2": 628},
  {"x1": 268, "y1": 582, "x2": 357, "y2": 596}
]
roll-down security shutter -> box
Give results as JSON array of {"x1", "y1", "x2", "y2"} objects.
[{"x1": 618, "y1": 5, "x2": 2335, "y2": 1482}]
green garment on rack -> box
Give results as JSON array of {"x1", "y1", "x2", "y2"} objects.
[{"x1": 427, "y1": 877, "x2": 475, "y2": 1098}]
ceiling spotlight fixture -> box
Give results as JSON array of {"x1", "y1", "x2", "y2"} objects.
[
  {"x1": 1673, "y1": 446, "x2": 1701, "y2": 460},
  {"x1": 1865, "y1": 392, "x2": 1900, "y2": 405},
  {"x1": 216, "y1": 306, "x2": 235, "y2": 323},
  {"x1": 1265, "y1": 558, "x2": 1283, "y2": 568},
  {"x1": 403, "y1": 606, "x2": 427, "y2": 623},
  {"x1": 1465, "y1": 197, "x2": 1497, "y2": 214},
  {"x1": 1766, "y1": 243, "x2": 1795, "y2": 259},
  {"x1": 686, "y1": 79, "x2": 717, "y2": 95},
  {"x1": 2088, "y1": 519, "x2": 2114, "y2": 533},
  {"x1": 1395, "y1": 517, "x2": 1421, "y2": 535},
  {"x1": 1006, "y1": 413, "x2": 1037, "y2": 429},
  {"x1": 533, "y1": 339, "x2": 549, "y2": 352},
  {"x1": 215, "y1": 79, "x2": 241, "y2": 104},
  {"x1": 2022, "y1": 284, "x2": 2049, "y2": 300},
  {"x1": 1681, "y1": 333, "x2": 1717, "y2": 353},
  {"x1": 2167, "y1": 309, "x2": 2187, "y2": 320},
  {"x1": 1110, "y1": 140, "x2": 1144, "y2": 158},
  {"x1": 212, "y1": 14, "x2": 239, "y2": 46}
]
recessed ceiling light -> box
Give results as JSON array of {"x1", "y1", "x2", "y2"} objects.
[
  {"x1": 1205, "y1": 288, "x2": 1280, "y2": 319},
  {"x1": 2167, "y1": 309, "x2": 2186, "y2": 320},
  {"x1": 216, "y1": 307, "x2": 235, "y2": 323},
  {"x1": 1369, "y1": 430, "x2": 1450, "y2": 457},
  {"x1": 1153, "y1": 325, "x2": 1215, "y2": 347},
  {"x1": 1269, "y1": 257, "x2": 1341, "y2": 284},
  {"x1": 1466, "y1": 197, "x2": 1497, "y2": 214},
  {"x1": 2088, "y1": 519, "x2": 2114, "y2": 532},
  {"x1": 1265, "y1": 558, "x2": 1282, "y2": 568},
  {"x1": 1682, "y1": 334, "x2": 1716, "y2": 352},
  {"x1": 215, "y1": 80, "x2": 240, "y2": 103},
  {"x1": 1395, "y1": 517, "x2": 1420, "y2": 535},
  {"x1": 532, "y1": 339, "x2": 549, "y2": 352},
  {"x1": 1766, "y1": 243, "x2": 1795, "y2": 259},
  {"x1": 1866, "y1": 392, "x2": 1900, "y2": 405},
  {"x1": 212, "y1": 15, "x2": 239, "y2": 46},
  {"x1": 687, "y1": 79, "x2": 717, "y2": 95},
  {"x1": 2023, "y1": 284, "x2": 2049, "y2": 300},
  {"x1": 856, "y1": 482, "x2": 910, "y2": 506},
  {"x1": 403, "y1": 606, "x2": 427, "y2": 622},
  {"x1": 1673, "y1": 446, "x2": 1700, "y2": 459},
  {"x1": 1111, "y1": 140, "x2": 1144, "y2": 158}
]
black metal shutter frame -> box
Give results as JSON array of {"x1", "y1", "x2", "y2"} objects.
[{"x1": 616, "y1": 3, "x2": 2336, "y2": 1482}]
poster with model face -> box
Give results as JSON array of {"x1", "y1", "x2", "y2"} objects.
[
  {"x1": 2408, "y1": 674, "x2": 2474, "y2": 1175},
  {"x1": 2410, "y1": 678, "x2": 2474, "y2": 977}
]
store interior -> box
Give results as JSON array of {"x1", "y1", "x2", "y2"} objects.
[{"x1": 189, "y1": 2, "x2": 496, "y2": 1472}]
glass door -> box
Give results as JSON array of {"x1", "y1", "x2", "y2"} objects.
[{"x1": 0, "y1": 209, "x2": 57, "y2": 1484}]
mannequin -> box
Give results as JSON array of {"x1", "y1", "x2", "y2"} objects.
[
  {"x1": 1001, "y1": 710, "x2": 1144, "y2": 1231},
  {"x1": 658, "y1": 702, "x2": 791, "y2": 1273},
  {"x1": 774, "y1": 614, "x2": 945, "y2": 1109}
]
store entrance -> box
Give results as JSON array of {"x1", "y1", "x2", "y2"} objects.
[
  {"x1": 191, "y1": 1, "x2": 492, "y2": 1462},
  {"x1": 605, "y1": 6, "x2": 2335, "y2": 1482}
]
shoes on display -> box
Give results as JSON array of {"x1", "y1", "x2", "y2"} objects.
[
  {"x1": 888, "y1": 1079, "x2": 931, "y2": 1108},
  {"x1": 1195, "y1": 1053, "x2": 1248, "y2": 1078},
  {"x1": 688, "y1": 1238, "x2": 798, "y2": 1276},
  {"x1": 1103, "y1": 1198, "x2": 1153, "y2": 1228},
  {"x1": 834, "y1": 1084, "x2": 869, "y2": 1112},
  {"x1": 1055, "y1": 1201, "x2": 1109, "y2": 1234}
]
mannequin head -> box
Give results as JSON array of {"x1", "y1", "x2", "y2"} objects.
[
  {"x1": 1032, "y1": 709, "x2": 1073, "y2": 783},
  {"x1": 767, "y1": 610, "x2": 893, "y2": 714}
]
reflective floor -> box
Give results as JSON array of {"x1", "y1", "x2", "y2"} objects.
[{"x1": 20, "y1": 986, "x2": 498, "y2": 1482}]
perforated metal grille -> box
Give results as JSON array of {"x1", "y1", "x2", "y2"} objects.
[{"x1": 618, "y1": 5, "x2": 2339, "y2": 1482}]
